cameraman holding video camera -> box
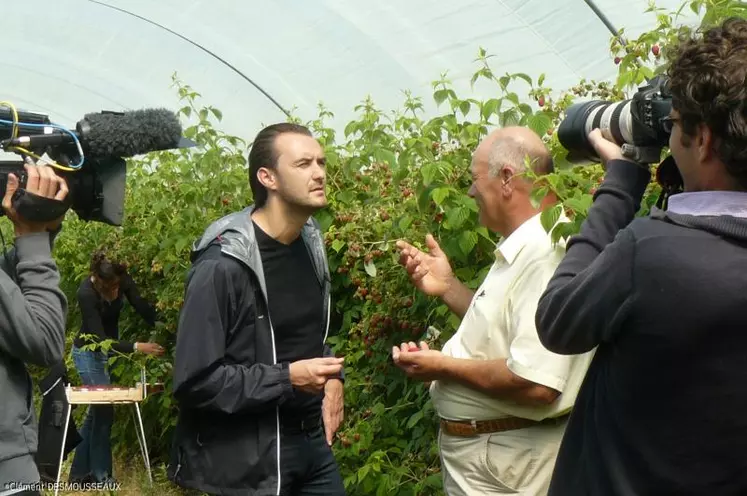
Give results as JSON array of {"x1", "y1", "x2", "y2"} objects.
[
  {"x1": 535, "y1": 17, "x2": 747, "y2": 495},
  {"x1": 0, "y1": 161, "x2": 69, "y2": 496}
]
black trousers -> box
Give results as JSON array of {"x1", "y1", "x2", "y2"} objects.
[{"x1": 279, "y1": 426, "x2": 345, "y2": 496}]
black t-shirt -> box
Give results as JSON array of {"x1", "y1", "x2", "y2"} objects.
[
  {"x1": 254, "y1": 221, "x2": 325, "y2": 418},
  {"x1": 73, "y1": 274, "x2": 158, "y2": 354}
]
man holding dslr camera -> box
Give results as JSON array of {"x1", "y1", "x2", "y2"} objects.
[
  {"x1": 0, "y1": 161, "x2": 69, "y2": 496},
  {"x1": 536, "y1": 17, "x2": 747, "y2": 495}
]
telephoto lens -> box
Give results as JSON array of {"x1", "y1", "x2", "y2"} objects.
[{"x1": 557, "y1": 75, "x2": 673, "y2": 164}]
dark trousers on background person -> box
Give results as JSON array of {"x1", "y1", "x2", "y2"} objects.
[
  {"x1": 68, "y1": 346, "x2": 114, "y2": 483},
  {"x1": 279, "y1": 419, "x2": 346, "y2": 496}
]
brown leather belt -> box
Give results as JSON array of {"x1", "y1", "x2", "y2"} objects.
[{"x1": 440, "y1": 414, "x2": 568, "y2": 437}]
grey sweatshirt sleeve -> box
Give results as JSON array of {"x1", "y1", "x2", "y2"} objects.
[{"x1": 0, "y1": 232, "x2": 68, "y2": 366}]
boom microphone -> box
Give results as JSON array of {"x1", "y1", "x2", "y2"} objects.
[
  {"x1": 79, "y1": 108, "x2": 183, "y2": 158},
  {"x1": 4, "y1": 108, "x2": 184, "y2": 159},
  {"x1": 0, "y1": 104, "x2": 194, "y2": 226}
]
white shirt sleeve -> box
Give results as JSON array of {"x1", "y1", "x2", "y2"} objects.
[{"x1": 505, "y1": 258, "x2": 575, "y2": 392}]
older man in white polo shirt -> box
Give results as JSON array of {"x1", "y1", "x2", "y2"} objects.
[{"x1": 393, "y1": 126, "x2": 594, "y2": 495}]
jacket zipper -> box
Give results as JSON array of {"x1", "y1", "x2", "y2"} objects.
[
  {"x1": 259, "y1": 300, "x2": 281, "y2": 496},
  {"x1": 223, "y1": 249, "x2": 283, "y2": 495},
  {"x1": 269, "y1": 314, "x2": 281, "y2": 496},
  {"x1": 323, "y1": 294, "x2": 331, "y2": 342}
]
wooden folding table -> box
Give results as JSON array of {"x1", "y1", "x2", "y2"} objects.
[{"x1": 54, "y1": 368, "x2": 163, "y2": 496}]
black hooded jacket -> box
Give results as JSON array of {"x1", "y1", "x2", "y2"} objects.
[{"x1": 167, "y1": 206, "x2": 341, "y2": 496}]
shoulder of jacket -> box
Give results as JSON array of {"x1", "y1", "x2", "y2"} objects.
[
  {"x1": 192, "y1": 207, "x2": 255, "y2": 254},
  {"x1": 77, "y1": 277, "x2": 94, "y2": 294}
]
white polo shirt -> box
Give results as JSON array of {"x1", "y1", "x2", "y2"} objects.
[{"x1": 429, "y1": 213, "x2": 595, "y2": 422}]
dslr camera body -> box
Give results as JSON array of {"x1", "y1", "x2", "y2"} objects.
[{"x1": 557, "y1": 75, "x2": 682, "y2": 200}]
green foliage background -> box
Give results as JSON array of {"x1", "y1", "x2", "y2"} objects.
[{"x1": 23, "y1": 2, "x2": 746, "y2": 494}]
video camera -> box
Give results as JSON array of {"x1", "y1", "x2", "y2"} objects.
[
  {"x1": 0, "y1": 104, "x2": 194, "y2": 226},
  {"x1": 556, "y1": 74, "x2": 683, "y2": 202}
]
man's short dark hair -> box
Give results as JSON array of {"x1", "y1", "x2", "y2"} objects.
[
  {"x1": 668, "y1": 17, "x2": 747, "y2": 189},
  {"x1": 248, "y1": 122, "x2": 313, "y2": 208}
]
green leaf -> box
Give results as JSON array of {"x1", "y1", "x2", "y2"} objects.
[
  {"x1": 420, "y1": 163, "x2": 439, "y2": 185},
  {"x1": 357, "y1": 464, "x2": 371, "y2": 481},
  {"x1": 336, "y1": 190, "x2": 355, "y2": 204},
  {"x1": 175, "y1": 237, "x2": 191, "y2": 253},
  {"x1": 640, "y1": 66, "x2": 654, "y2": 81},
  {"x1": 499, "y1": 75, "x2": 510, "y2": 90},
  {"x1": 446, "y1": 206, "x2": 470, "y2": 230},
  {"x1": 538, "y1": 73, "x2": 546, "y2": 86},
  {"x1": 406, "y1": 410, "x2": 424, "y2": 429},
  {"x1": 459, "y1": 100, "x2": 471, "y2": 116},
  {"x1": 371, "y1": 402, "x2": 385, "y2": 416},
  {"x1": 541, "y1": 204, "x2": 563, "y2": 233},
  {"x1": 344, "y1": 121, "x2": 359, "y2": 137},
  {"x1": 434, "y1": 89, "x2": 449, "y2": 106},
  {"x1": 458, "y1": 231, "x2": 478, "y2": 255},
  {"x1": 519, "y1": 103, "x2": 534, "y2": 116},
  {"x1": 500, "y1": 108, "x2": 521, "y2": 127},
  {"x1": 476, "y1": 226, "x2": 493, "y2": 241},
  {"x1": 331, "y1": 239, "x2": 346, "y2": 253},
  {"x1": 431, "y1": 187, "x2": 450, "y2": 206},
  {"x1": 425, "y1": 473, "x2": 443, "y2": 488},
  {"x1": 210, "y1": 107, "x2": 223, "y2": 121},
  {"x1": 514, "y1": 72, "x2": 533, "y2": 86},
  {"x1": 551, "y1": 220, "x2": 579, "y2": 244},
  {"x1": 481, "y1": 98, "x2": 501, "y2": 120},
  {"x1": 375, "y1": 148, "x2": 398, "y2": 168},
  {"x1": 564, "y1": 195, "x2": 594, "y2": 216},
  {"x1": 364, "y1": 259, "x2": 377, "y2": 278},
  {"x1": 344, "y1": 474, "x2": 357, "y2": 488},
  {"x1": 398, "y1": 215, "x2": 413, "y2": 231},
  {"x1": 527, "y1": 112, "x2": 553, "y2": 137}
]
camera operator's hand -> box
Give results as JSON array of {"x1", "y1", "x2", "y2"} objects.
[
  {"x1": 3, "y1": 161, "x2": 69, "y2": 237},
  {"x1": 588, "y1": 128, "x2": 625, "y2": 168}
]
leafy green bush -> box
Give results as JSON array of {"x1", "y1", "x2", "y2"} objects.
[{"x1": 32, "y1": 1, "x2": 745, "y2": 494}]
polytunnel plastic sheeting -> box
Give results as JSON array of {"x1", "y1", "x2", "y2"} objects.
[{"x1": 3, "y1": 0, "x2": 700, "y2": 147}]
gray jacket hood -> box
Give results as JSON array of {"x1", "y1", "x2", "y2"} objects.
[{"x1": 192, "y1": 205, "x2": 331, "y2": 316}]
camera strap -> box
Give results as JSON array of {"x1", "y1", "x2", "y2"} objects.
[
  {"x1": 11, "y1": 188, "x2": 71, "y2": 223},
  {"x1": 655, "y1": 156, "x2": 684, "y2": 210}
]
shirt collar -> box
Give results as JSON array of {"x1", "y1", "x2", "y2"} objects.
[
  {"x1": 667, "y1": 191, "x2": 747, "y2": 218},
  {"x1": 494, "y1": 213, "x2": 544, "y2": 265}
]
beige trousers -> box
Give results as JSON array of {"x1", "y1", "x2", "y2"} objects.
[{"x1": 438, "y1": 418, "x2": 567, "y2": 495}]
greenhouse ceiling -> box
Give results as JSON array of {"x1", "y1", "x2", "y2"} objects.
[{"x1": 4, "y1": 0, "x2": 700, "y2": 144}]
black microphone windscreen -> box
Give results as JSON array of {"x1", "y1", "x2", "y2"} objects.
[{"x1": 81, "y1": 108, "x2": 183, "y2": 158}]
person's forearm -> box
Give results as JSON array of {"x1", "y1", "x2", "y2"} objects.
[
  {"x1": 436, "y1": 356, "x2": 559, "y2": 406},
  {"x1": 0, "y1": 233, "x2": 67, "y2": 366},
  {"x1": 441, "y1": 279, "x2": 474, "y2": 319}
]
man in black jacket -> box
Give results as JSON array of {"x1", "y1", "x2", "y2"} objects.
[
  {"x1": 535, "y1": 17, "x2": 747, "y2": 495},
  {"x1": 168, "y1": 123, "x2": 345, "y2": 496}
]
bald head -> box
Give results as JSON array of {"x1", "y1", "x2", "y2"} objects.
[{"x1": 474, "y1": 127, "x2": 553, "y2": 179}]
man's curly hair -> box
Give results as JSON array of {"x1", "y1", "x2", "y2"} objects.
[{"x1": 667, "y1": 17, "x2": 747, "y2": 189}]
